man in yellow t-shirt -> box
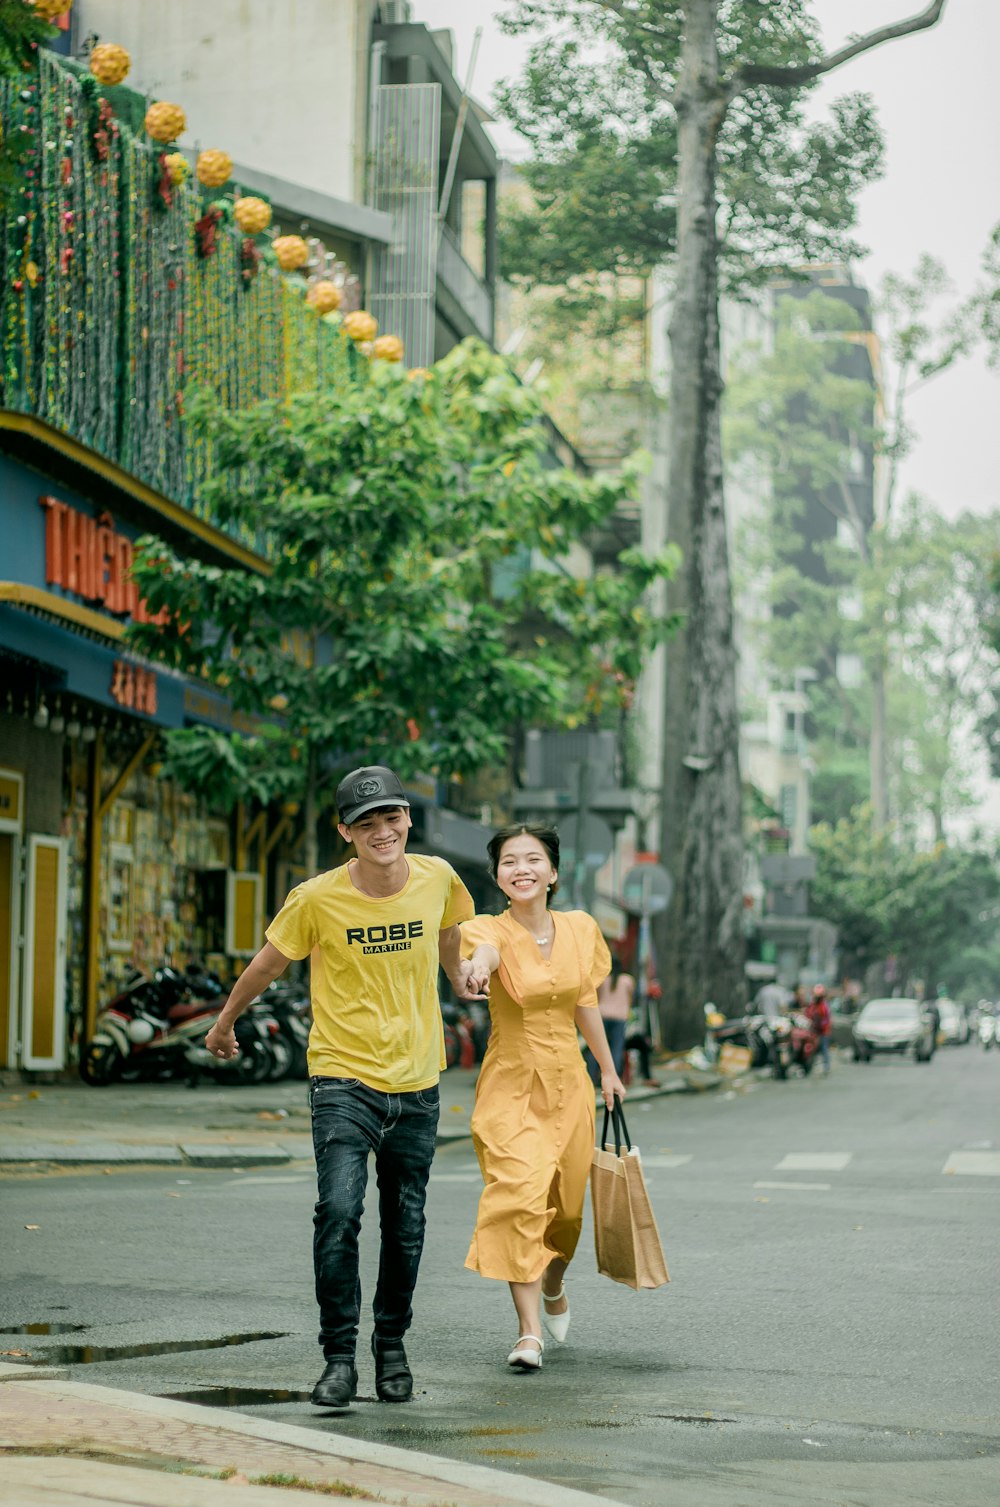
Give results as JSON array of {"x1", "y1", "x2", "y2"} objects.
[{"x1": 205, "y1": 765, "x2": 477, "y2": 1412}]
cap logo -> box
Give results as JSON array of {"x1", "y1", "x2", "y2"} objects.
[{"x1": 354, "y1": 777, "x2": 383, "y2": 798}]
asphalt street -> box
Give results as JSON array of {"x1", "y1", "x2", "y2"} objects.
[{"x1": 2, "y1": 1045, "x2": 998, "y2": 1506}]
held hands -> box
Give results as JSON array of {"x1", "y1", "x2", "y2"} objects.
[
  {"x1": 600, "y1": 1069, "x2": 626, "y2": 1111},
  {"x1": 451, "y1": 958, "x2": 490, "y2": 1002},
  {"x1": 205, "y1": 1020, "x2": 239, "y2": 1060}
]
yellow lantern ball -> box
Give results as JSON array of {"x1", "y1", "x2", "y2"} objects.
[
  {"x1": 233, "y1": 196, "x2": 272, "y2": 235},
  {"x1": 196, "y1": 149, "x2": 233, "y2": 188},
  {"x1": 373, "y1": 334, "x2": 405, "y2": 363},
  {"x1": 306, "y1": 281, "x2": 342, "y2": 316},
  {"x1": 272, "y1": 235, "x2": 309, "y2": 272},
  {"x1": 89, "y1": 43, "x2": 130, "y2": 87},
  {"x1": 144, "y1": 101, "x2": 186, "y2": 145},
  {"x1": 163, "y1": 152, "x2": 189, "y2": 186},
  {"x1": 343, "y1": 310, "x2": 379, "y2": 344},
  {"x1": 34, "y1": 0, "x2": 73, "y2": 20}
]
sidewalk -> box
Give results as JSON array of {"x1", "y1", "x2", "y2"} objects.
[
  {"x1": 0, "y1": 1364, "x2": 628, "y2": 1507},
  {"x1": 0, "y1": 1060, "x2": 745, "y2": 1171}
]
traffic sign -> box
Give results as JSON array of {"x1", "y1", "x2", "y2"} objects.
[{"x1": 622, "y1": 863, "x2": 673, "y2": 916}]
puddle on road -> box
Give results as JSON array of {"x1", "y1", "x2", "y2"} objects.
[
  {"x1": 161, "y1": 1387, "x2": 313, "y2": 1407},
  {"x1": 652, "y1": 1413, "x2": 736, "y2": 1426},
  {"x1": 0, "y1": 1322, "x2": 90, "y2": 1336},
  {"x1": 19, "y1": 1330, "x2": 286, "y2": 1366}
]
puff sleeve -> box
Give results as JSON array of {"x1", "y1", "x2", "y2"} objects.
[
  {"x1": 576, "y1": 914, "x2": 612, "y2": 1008},
  {"x1": 460, "y1": 914, "x2": 503, "y2": 960}
]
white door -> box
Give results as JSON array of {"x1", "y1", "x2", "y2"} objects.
[{"x1": 21, "y1": 835, "x2": 68, "y2": 1071}]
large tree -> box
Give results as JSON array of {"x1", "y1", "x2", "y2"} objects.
[
  {"x1": 128, "y1": 340, "x2": 677, "y2": 872},
  {"x1": 499, "y1": 0, "x2": 948, "y2": 1043}
]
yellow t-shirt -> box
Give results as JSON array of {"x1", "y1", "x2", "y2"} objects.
[{"x1": 265, "y1": 854, "x2": 474, "y2": 1093}]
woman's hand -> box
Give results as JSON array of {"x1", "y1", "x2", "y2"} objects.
[{"x1": 600, "y1": 1068, "x2": 626, "y2": 1110}]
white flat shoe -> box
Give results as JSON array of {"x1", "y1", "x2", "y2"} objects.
[
  {"x1": 507, "y1": 1334, "x2": 544, "y2": 1371},
  {"x1": 542, "y1": 1285, "x2": 571, "y2": 1345}
]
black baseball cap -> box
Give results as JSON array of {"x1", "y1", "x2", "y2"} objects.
[{"x1": 336, "y1": 766, "x2": 410, "y2": 827}]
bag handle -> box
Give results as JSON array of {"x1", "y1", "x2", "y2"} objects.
[{"x1": 599, "y1": 1098, "x2": 632, "y2": 1155}]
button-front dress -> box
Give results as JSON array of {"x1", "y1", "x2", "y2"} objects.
[{"x1": 460, "y1": 909, "x2": 611, "y2": 1283}]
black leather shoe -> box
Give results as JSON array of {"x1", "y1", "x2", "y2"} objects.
[
  {"x1": 371, "y1": 1333, "x2": 413, "y2": 1403},
  {"x1": 311, "y1": 1359, "x2": 358, "y2": 1410}
]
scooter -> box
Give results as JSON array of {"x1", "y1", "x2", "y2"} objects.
[
  {"x1": 703, "y1": 1005, "x2": 775, "y2": 1069},
  {"x1": 770, "y1": 1010, "x2": 820, "y2": 1078},
  {"x1": 979, "y1": 1013, "x2": 997, "y2": 1051},
  {"x1": 80, "y1": 965, "x2": 272, "y2": 1086}
]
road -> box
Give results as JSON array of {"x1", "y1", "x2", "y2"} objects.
[{"x1": 2, "y1": 1045, "x2": 998, "y2": 1506}]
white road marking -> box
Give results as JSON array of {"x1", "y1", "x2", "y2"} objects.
[
  {"x1": 754, "y1": 1180, "x2": 832, "y2": 1192},
  {"x1": 942, "y1": 1151, "x2": 1000, "y2": 1177},
  {"x1": 775, "y1": 1152, "x2": 852, "y2": 1172},
  {"x1": 638, "y1": 1155, "x2": 693, "y2": 1168}
]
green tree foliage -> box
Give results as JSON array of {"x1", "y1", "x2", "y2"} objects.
[
  {"x1": 497, "y1": 1, "x2": 884, "y2": 289},
  {"x1": 127, "y1": 340, "x2": 678, "y2": 868},
  {"x1": 811, "y1": 808, "x2": 1000, "y2": 989}
]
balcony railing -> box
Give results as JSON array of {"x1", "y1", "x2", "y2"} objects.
[
  {"x1": 0, "y1": 54, "x2": 354, "y2": 547},
  {"x1": 437, "y1": 223, "x2": 493, "y2": 342}
]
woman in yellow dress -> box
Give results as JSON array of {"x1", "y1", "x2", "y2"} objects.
[{"x1": 462, "y1": 823, "x2": 626, "y2": 1372}]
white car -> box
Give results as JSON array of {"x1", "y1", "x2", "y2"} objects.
[
  {"x1": 936, "y1": 998, "x2": 970, "y2": 1045},
  {"x1": 852, "y1": 999, "x2": 936, "y2": 1063}
]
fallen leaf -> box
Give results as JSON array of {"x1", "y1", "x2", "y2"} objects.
[
  {"x1": 225, "y1": 1475, "x2": 251, "y2": 1487},
  {"x1": 102, "y1": 1169, "x2": 113, "y2": 1175},
  {"x1": 166, "y1": 1193, "x2": 182, "y2": 1198},
  {"x1": 1, "y1": 1349, "x2": 29, "y2": 1357},
  {"x1": 24, "y1": 1224, "x2": 40, "y2": 1230},
  {"x1": 27, "y1": 1090, "x2": 40, "y2": 1100},
  {"x1": 449, "y1": 1105, "x2": 464, "y2": 1113},
  {"x1": 257, "y1": 1111, "x2": 282, "y2": 1121}
]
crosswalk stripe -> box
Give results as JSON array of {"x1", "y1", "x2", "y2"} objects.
[
  {"x1": 942, "y1": 1151, "x2": 1000, "y2": 1176},
  {"x1": 775, "y1": 1152, "x2": 852, "y2": 1172}
]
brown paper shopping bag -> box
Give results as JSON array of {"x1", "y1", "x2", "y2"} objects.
[{"x1": 591, "y1": 1102, "x2": 670, "y2": 1290}]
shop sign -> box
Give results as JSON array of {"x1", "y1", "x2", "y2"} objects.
[
  {"x1": 39, "y1": 495, "x2": 168, "y2": 625},
  {"x1": 110, "y1": 661, "x2": 158, "y2": 715}
]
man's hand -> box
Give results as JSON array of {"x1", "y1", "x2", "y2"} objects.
[
  {"x1": 451, "y1": 959, "x2": 489, "y2": 1001},
  {"x1": 205, "y1": 1020, "x2": 239, "y2": 1059}
]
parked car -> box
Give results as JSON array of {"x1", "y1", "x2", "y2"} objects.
[
  {"x1": 852, "y1": 998, "x2": 936, "y2": 1062},
  {"x1": 935, "y1": 997, "x2": 970, "y2": 1044}
]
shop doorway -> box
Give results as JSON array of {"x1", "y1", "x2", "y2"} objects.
[{"x1": 0, "y1": 769, "x2": 68, "y2": 1071}]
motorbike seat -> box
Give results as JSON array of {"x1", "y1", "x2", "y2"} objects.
[{"x1": 167, "y1": 1001, "x2": 214, "y2": 1023}]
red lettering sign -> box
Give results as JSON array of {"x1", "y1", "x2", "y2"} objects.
[
  {"x1": 110, "y1": 661, "x2": 158, "y2": 715},
  {"x1": 39, "y1": 496, "x2": 169, "y2": 626}
]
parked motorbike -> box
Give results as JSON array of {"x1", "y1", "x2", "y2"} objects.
[
  {"x1": 80, "y1": 964, "x2": 272, "y2": 1087},
  {"x1": 703, "y1": 1005, "x2": 775, "y2": 1070},
  {"x1": 979, "y1": 1012, "x2": 997, "y2": 1051},
  {"x1": 440, "y1": 1000, "x2": 477, "y2": 1070},
  {"x1": 770, "y1": 1010, "x2": 820, "y2": 1078},
  {"x1": 255, "y1": 980, "x2": 312, "y2": 1081}
]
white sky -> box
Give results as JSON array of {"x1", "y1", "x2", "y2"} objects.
[{"x1": 415, "y1": 0, "x2": 1000, "y2": 520}]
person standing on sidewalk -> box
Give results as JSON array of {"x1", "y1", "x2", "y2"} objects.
[
  {"x1": 461, "y1": 824, "x2": 626, "y2": 1373},
  {"x1": 585, "y1": 953, "x2": 633, "y2": 1083},
  {"x1": 205, "y1": 766, "x2": 477, "y2": 1411}
]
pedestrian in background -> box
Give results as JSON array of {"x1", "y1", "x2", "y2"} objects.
[
  {"x1": 206, "y1": 765, "x2": 479, "y2": 1411},
  {"x1": 808, "y1": 984, "x2": 832, "y2": 1075},
  {"x1": 462, "y1": 824, "x2": 626, "y2": 1372},
  {"x1": 585, "y1": 952, "x2": 633, "y2": 1084}
]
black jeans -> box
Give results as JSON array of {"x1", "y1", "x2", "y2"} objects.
[{"x1": 309, "y1": 1076, "x2": 439, "y2": 1362}]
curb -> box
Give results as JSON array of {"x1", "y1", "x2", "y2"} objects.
[{"x1": 4, "y1": 1375, "x2": 632, "y2": 1507}]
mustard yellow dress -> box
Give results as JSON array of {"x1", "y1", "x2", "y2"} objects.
[{"x1": 460, "y1": 909, "x2": 611, "y2": 1283}]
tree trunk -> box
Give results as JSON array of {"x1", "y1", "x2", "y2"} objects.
[
  {"x1": 655, "y1": 0, "x2": 746, "y2": 1046},
  {"x1": 304, "y1": 742, "x2": 319, "y2": 877},
  {"x1": 869, "y1": 650, "x2": 889, "y2": 829}
]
